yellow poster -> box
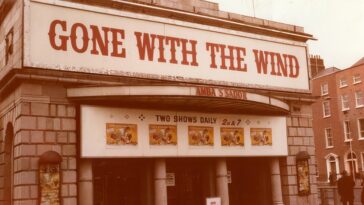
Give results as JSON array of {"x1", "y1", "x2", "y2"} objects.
[
  {"x1": 221, "y1": 127, "x2": 244, "y2": 146},
  {"x1": 149, "y1": 125, "x2": 177, "y2": 145},
  {"x1": 250, "y1": 128, "x2": 272, "y2": 146},
  {"x1": 40, "y1": 164, "x2": 60, "y2": 205},
  {"x1": 106, "y1": 123, "x2": 138, "y2": 145},
  {"x1": 188, "y1": 126, "x2": 214, "y2": 145}
]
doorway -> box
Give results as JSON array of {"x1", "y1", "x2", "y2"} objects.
[
  {"x1": 166, "y1": 158, "x2": 215, "y2": 205},
  {"x1": 227, "y1": 158, "x2": 272, "y2": 205},
  {"x1": 93, "y1": 159, "x2": 153, "y2": 205}
]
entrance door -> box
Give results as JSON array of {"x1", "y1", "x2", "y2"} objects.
[
  {"x1": 93, "y1": 159, "x2": 150, "y2": 205},
  {"x1": 166, "y1": 158, "x2": 213, "y2": 205},
  {"x1": 228, "y1": 158, "x2": 272, "y2": 205}
]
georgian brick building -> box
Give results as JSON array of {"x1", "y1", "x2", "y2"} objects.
[
  {"x1": 1, "y1": 0, "x2": 318, "y2": 204},
  {"x1": 312, "y1": 57, "x2": 364, "y2": 182}
]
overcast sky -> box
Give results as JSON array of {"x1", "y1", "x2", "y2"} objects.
[{"x1": 209, "y1": 0, "x2": 364, "y2": 69}]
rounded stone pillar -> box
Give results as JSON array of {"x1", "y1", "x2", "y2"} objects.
[
  {"x1": 78, "y1": 159, "x2": 94, "y2": 205},
  {"x1": 215, "y1": 158, "x2": 229, "y2": 205},
  {"x1": 154, "y1": 158, "x2": 168, "y2": 205},
  {"x1": 271, "y1": 158, "x2": 284, "y2": 205}
]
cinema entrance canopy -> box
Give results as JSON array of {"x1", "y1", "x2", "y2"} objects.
[{"x1": 67, "y1": 85, "x2": 290, "y2": 115}]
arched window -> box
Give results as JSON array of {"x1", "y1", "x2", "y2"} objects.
[
  {"x1": 4, "y1": 123, "x2": 14, "y2": 205},
  {"x1": 345, "y1": 151, "x2": 358, "y2": 176},
  {"x1": 325, "y1": 153, "x2": 339, "y2": 181}
]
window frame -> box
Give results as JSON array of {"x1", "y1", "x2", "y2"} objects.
[
  {"x1": 353, "y1": 74, "x2": 361, "y2": 84},
  {"x1": 323, "y1": 101, "x2": 331, "y2": 118},
  {"x1": 358, "y1": 118, "x2": 364, "y2": 139},
  {"x1": 321, "y1": 83, "x2": 329, "y2": 96},
  {"x1": 325, "y1": 128, "x2": 334, "y2": 148},
  {"x1": 343, "y1": 120, "x2": 352, "y2": 141},
  {"x1": 340, "y1": 78, "x2": 348, "y2": 88},
  {"x1": 355, "y1": 91, "x2": 364, "y2": 108},
  {"x1": 341, "y1": 94, "x2": 350, "y2": 111}
]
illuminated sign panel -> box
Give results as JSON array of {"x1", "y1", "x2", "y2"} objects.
[
  {"x1": 25, "y1": 1, "x2": 309, "y2": 92},
  {"x1": 80, "y1": 105, "x2": 288, "y2": 157}
]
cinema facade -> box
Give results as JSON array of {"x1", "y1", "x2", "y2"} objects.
[{"x1": 0, "y1": 0, "x2": 317, "y2": 204}]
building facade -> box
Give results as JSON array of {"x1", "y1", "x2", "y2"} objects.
[
  {"x1": 0, "y1": 0, "x2": 318, "y2": 204},
  {"x1": 312, "y1": 57, "x2": 364, "y2": 182}
]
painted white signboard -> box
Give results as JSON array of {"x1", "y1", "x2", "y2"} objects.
[
  {"x1": 80, "y1": 105, "x2": 288, "y2": 157},
  {"x1": 24, "y1": 0, "x2": 309, "y2": 92}
]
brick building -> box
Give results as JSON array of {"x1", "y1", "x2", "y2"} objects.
[
  {"x1": 1, "y1": 0, "x2": 318, "y2": 204},
  {"x1": 312, "y1": 57, "x2": 364, "y2": 182}
]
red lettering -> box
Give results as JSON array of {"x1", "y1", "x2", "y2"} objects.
[
  {"x1": 235, "y1": 47, "x2": 247, "y2": 72},
  {"x1": 180, "y1": 39, "x2": 198, "y2": 66},
  {"x1": 90, "y1": 25, "x2": 110, "y2": 56},
  {"x1": 289, "y1": 55, "x2": 300, "y2": 78},
  {"x1": 165, "y1": 37, "x2": 180, "y2": 64},
  {"x1": 276, "y1": 54, "x2": 288, "y2": 77},
  {"x1": 110, "y1": 28, "x2": 126, "y2": 58},
  {"x1": 70, "y1": 23, "x2": 89, "y2": 53},
  {"x1": 206, "y1": 42, "x2": 220, "y2": 68},
  {"x1": 48, "y1": 20, "x2": 68, "y2": 51},
  {"x1": 135, "y1": 32, "x2": 155, "y2": 61},
  {"x1": 253, "y1": 49, "x2": 270, "y2": 74}
]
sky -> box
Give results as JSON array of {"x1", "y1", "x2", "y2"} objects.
[{"x1": 209, "y1": 0, "x2": 364, "y2": 69}]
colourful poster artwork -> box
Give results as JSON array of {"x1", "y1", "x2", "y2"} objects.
[
  {"x1": 149, "y1": 125, "x2": 177, "y2": 145},
  {"x1": 188, "y1": 126, "x2": 214, "y2": 145},
  {"x1": 221, "y1": 127, "x2": 244, "y2": 146},
  {"x1": 297, "y1": 160, "x2": 310, "y2": 195},
  {"x1": 106, "y1": 123, "x2": 138, "y2": 145},
  {"x1": 250, "y1": 128, "x2": 272, "y2": 146},
  {"x1": 40, "y1": 164, "x2": 60, "y2": 205}
]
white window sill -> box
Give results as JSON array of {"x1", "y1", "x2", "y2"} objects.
[
  {"x1": 342, "y1": 108, "x2": 350, "y2": 112},
  {"x1": 344, "y1": 139, "x2": 353, "y2": 142},
  {"x1": 355, "y1": 105, "x2": 364, "y2": 108},
  {"x1": 340, "y1": 85, "x2": 348, "y2": 88},
  {"x1": 323, "y1": 115, "x2": 331, "y2": 118},
  {"x1": 353, "y1": 81, "x2": 362, "y2": 85},
  {"x1": 358, "y1": 138, "x2": 364, "y2": 141},
  {"x1": 326, "y1": 146, "x2": 334, "y2": 149},
  {"x1": 321, "y1": 93, "x2": 329, "y2": 96}
]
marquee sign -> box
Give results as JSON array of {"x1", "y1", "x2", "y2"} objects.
[
  {"x1": 80, "y1": 105, "x2": 288, "y2": 157},
  {"x1": 24, "y1": 0, "x2": 309, "y2": 92}
]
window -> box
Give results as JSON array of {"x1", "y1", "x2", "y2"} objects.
[
  {"x1": 325, "y1": 128, "x2": 333, "y2": 148},
  {"x1": 323, "y1": 101, "x2": 331, "y2": 117},
  {"x1": 321, "y1": 83, "x2": 328, "y2": 96},
  {"x1": 355, "y1": 91, "x2": 364, "y2": 107},
  {"x1": 358, "y1": 119, "x2": 364, "y2": 139},
  {"x1": 326, "y1": 154, "x2": 339, "y2": 182},
  {"x1": 341, "y1": 94, "x2": 350, "y2": 110},
  {"x1": 340, "y1": 78, "x2": 348, "y2": 87},
  {"x1": 353, "y1": 74, "x2": 361, "y2": 84},
  {"x1": 344, "y1": 121, "x2": 351, "y2": 141},
  {"x1": 345, "y1": 152, "x2": 358, "y2": 176}
]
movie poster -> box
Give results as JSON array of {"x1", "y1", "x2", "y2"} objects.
[
  {"x1": 297, "y1": 160, "x2": 310, "y2": 195},
  {"x1": 149, "y1": 125, "x2": 177, "y2": 145},
  {"x1": 106, "y1": 123, "x2": 138, "y2": 145},
  {"x1": 39, "y1": 164, "x2": 61, "y2": 205},
  {"x1": 250, "y1": 128, "x2": 272, "y2": 146},
  {"x1": 221, "y1": 127, "x2": 244, "y2": 146},
  {"x1": 188, "y1": 126, "x2": 214, "y2": 145}
]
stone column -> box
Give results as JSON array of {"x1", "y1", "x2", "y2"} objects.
[
  {"x1": 215, "y1": 158, "x2": 229, "y2": 205},
  {"x1": 271, "y1": 158, "x2": 284, "y2": 205},
  {"x1": 78, "y1": 159, "x2": 93, "y2": 205},
  {"x1": 154, "y1": 158, "x2": 168, "y2": 205}
]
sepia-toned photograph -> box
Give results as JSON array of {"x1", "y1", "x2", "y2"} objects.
[{"x1": 149, "y1": 124, "x2": 177, "y2": 145}]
